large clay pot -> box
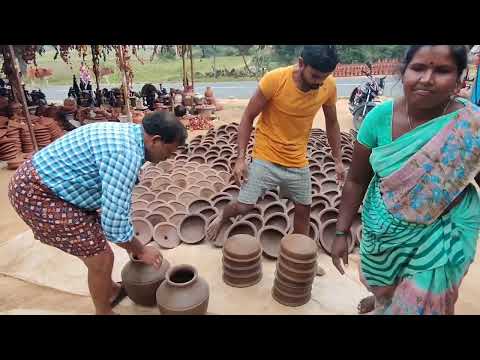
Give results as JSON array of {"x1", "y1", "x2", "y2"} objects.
[
  {"x1": 258, "y1": 226, "x2": 286, "y2": 258},
  {"x1": 121, "y1": 249, "x2": 170, "y2": 307},
  {"x1": 132, "y1": 217, "x2": 154, "y2": 245},
  {"x1": 153, "y1": 222, "x2": 181, "y2": 249},
  {"x1": 156, "y1": 264, "x2": 209, "y2": 315},
  {"x1": 178, "y1": 214, "x2": 207, "y2": 244}
]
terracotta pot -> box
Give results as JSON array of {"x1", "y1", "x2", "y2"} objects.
[
  {"x1": 151, "y1": 204, "x2": 176, "y2": 218},
  {"x1": 271, "y1": 285, "x2": 311, "y2": 307},
  {"x1": 323, "y1": 167, "x2": 337, "y2": 180},
  {"x1": 158, "y1": 161, "x2": 174, "y2": 173},
  {"x1": 262, "y1": 201, "x2": 287, "y2": 218},
  {"x1": 132, "y1": 185, "x2": 150, "y2": 196},
  {"x1": 217, "y1": 171, "x2": 231, "y2": 183},
  {"x1": 138, "y1": 192, "x2": 156, "y2": 202},
  {"x1": 156, "y1": 191, "x2": 177, "y2": 203},
  {"x1": 205, "y1": 174, "x2": 223, "y2": 184},
  {"x1": 203, "y1": 169, "x2": 219, "y2": 177},
  {"x1": 178, "y1": 214, "x2": 207, "y2": 244},
  {"x1": 278, "y1": 252, "x2": 317, "y2": 272},
  {"x1": 264, "y1": 213, "x2": 290, "y2": 232},
  {"x1": 167, "y1": 201, "x2": 186, "y2": 213},
  {"x1": 153, "y1": 222, "x2": 181, "y2": 249},
  {"x1": 188, "y1": 199, "x2": 213, "y2": 214},
  {"x1": 225, "y1": 221, "x2": 257, "y2": 241},
  {"x1": 212, "y1": 162, "x2": 230, "y2": 173},
  {"x1": 212, "y1": 196, "x2": 232, "y2": 213},
  {"x1": 175, "y1": 154, "x2": 189, "y2": 162},
  {"x1": 223, "y1": 234, "x2": 262, "y2": 261},
  {"x1": 311, "y1": 181, "x2": 321, "y2": 195},
  {"x1": 177, "y1": 191, "x2": 198, "y2": 206},
  {"x1": 274, "y1": 278, "x2": 312, "y2": 297},
  {"x1": 147, "y1": 200, "x2": 166, "y2": 211},
  {"x1": 220, "y1": 185, "x2": 240, "y2": 199},
  {"x1": 212, "y1": 181, "x2": 225, "y2": 193},
  {"x1": 197, "y1": 180, "x2": 213, "y2": 189},
  {"x1": 212, "y1": 218, "x2": 235, "y2": 248},
  {"x1": 211, "y1": 192, "x2": 232, "y2": 203},
  {"x1": 310, "y1": 170, "x2": 326, "y2": 183},
  {"x1": 258, "y1": 226, "x2": 286, "y2": 258},
  {"x1": 186, "y1": 185, "x2": 202, "y2": 196},
  {"x1": 279, "y1": 233, "x2": 317, "y2": 262},
  {"x1": 132, "y1": 199, "x2": 150, "y2": 210},
  {"x1": 189, "y1": 171, "x2": 206, "y2": 180},
  {"x1": 168, "y1": 211, "x2": 188, "y2": 226},
  {"x1": 318, "y1": 207, "x2": 339, "y2": 224},
  {"x1": 249, "y1": 205, "x2": 263, "y2": 217},
  {"x1": 156, "y1": 264, "x2": 209, "y2": 315},
  {"x1": 276, "y1": 261, "x2": 316, "y2": 282},
  {"x1": 146, "y1": 212, "x2": 168, "y2": 228},
  {"x1": 121, "y1": 249, "x2": 170, "y2": 307},
  {"x1": 192, "y1": 145, "x2": 209, "y2": 155},
  {"x1": 310, "y1": 200, "x2": 329, "y2": 218},
  {"x1": 151, "y1": 176, "x2": 171, "y2": 191},
  {"x1": 320, "y1": 189, "x2": 340, "y2": 204},
  {"x1": 319, "y1": 179, "x2": 338, "y2": 192},
  {"x1": 240, "y1": 214, "x2": 264, "y2": 233},
  {"x1": 166, "y1": 185, "x2": 183, "y2": 193},
  {"x1": 199, "y1": 206, "x2": 219, "y2": 221},
  {"x1": 188, "y1": 155, "x2": 206, "y2": 165},
  {"x1": 275, "y1": 266, "x2": 315, "y2": 287},
  {"x1": 319, "y1": 219, "x2": 355, "y2": 255},
  {"x1": 223, "y1": 269, "x2": 262, "y2": 288}
]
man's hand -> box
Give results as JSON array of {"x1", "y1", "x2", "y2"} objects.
[
  {"x1": 331, "y1": 233, "x2": 349, "y2": 275},
  {"x1": 335, "y1": 160, "x2": 346, "y2": 183},
  {"x1": 233, "y1": 159, "x2": 249, "y2": 186},
  {"x1": 136, "y1": 245, "x2": 163, "y2": 269}
]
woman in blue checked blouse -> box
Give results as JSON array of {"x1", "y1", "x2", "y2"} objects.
[{"x1": 8, "y1": 111, "x2": 187, "y2": 315}]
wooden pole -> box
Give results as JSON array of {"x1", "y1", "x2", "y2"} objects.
[
  {"x1": 189, "y1": 45, "x2": 194, "y2": 91},
  {"x1": 8, "y1": 45, "x2": 38, "y2": 152},
  {"x1": 118, "y1": 46, "x2": 132, "y2": 122},
  {"x1": 181, "y1": 46, "x2": 186, "y2": 89}
]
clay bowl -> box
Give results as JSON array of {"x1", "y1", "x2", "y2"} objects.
[
  {"x1": 212, "y1": 162, "x2": 230, "y2": 173},
  {"x1": 258, "y1": 226, "x2": 286, "y2": 259},
  {"x1": 188, "y1": 199, "x2": 213, "y2": 214},
  {"x1": 278, "y1": 252, "x2": 317, "y2": 272},
  {"x1": 151, "y1": 176, "x2": 171, "y2": 191},
  {"x1": 138, "y1": 192, "x2": 156, "y2": 203},
  {"x1": 262, "y1": 201, "x2": 287, "y2": 218},
  {"x1": 178, "y1": 214, "x2": 207, "y2": 244},
  {"x1": 168, "y1": 201, "x2": 187, "y2": 213},
  {"x1": 320, "y1": 189, "x2": 341, "y2": 205},
  {"x1": 319, "y1": 179, "x2": 338, "y2": 192},
  {"x1": 147, "y1": 200, "x2": 166, "y2": 211},
  {"x1": 311, "y1": 181, "x2": 321, "y2": 195},
  {"x1": 221, "y1": 185, "x2": 240, "y2": 199},
  {"x1": 211, "y1": 192, "x2": 233, "y2": 203},
  {"x1": 212, "y1": 181, "x2": 225, "y2": 193},
  {"x1": 273, "y1": 277, "x2": 312, "y2": 297},
  {"x1": 275, "y1": 266, "x2": 315, "y2": 287},
  {"x1": 319, "y1": 219, "x2": 355, "y2": 255},
  {"x1": 158, "y1": 161, "x2": 174, "y2": 173},
  {"x1": 309, "y1": 163, "x2": 323, "y2": 174},
  {"x1": 153, "y1": 222, "x2": 181, "y2": 249},
  {"x1": 310, "y1": 200, "x2": 329, "y2": 218},
  {"x1": 132, "y1": 217, "x2": 154, "y2": 245},
  {"x1": 212, "y1": 218, "x2": 235, "y2": 248},
  {"x1": 323, "y1": 167, "x2": 337, "y2": 180},
  {"x1": 151, "y1": 204, "x2": 176, "y2": 218},
  {"x1": 168, "y1": 211, "x2": 188, "y2": 226},
  {"x1": 205, "y1": 155, "x2": 217, "y2": 164},
  {"x1": 272, "y1": 285, "x2": 311, "y2": 307},
  {"x1": 166, "y1": 185, "x2": 183, "y2": 193},
  {"x1": 175, "y1": 154, "x2": 189, "y2": 162},
  {"x1": 121, "y1": 251, "x2": 170, "y2": 307},
  {"x1": 223, "y1": 268, "x2": 262, "y2": 288},
  {"x1": 217, "y1": 171, "x2": 232, "y2": 183},
  {"x1": 276, "y1": 260, "x2": 316, "y2": 282},
  {"x1": 133, "y1": 185, "x2": 150, "y2": 196},
  {"x1": 310, "y1": 170, "x2": 327, "y2": 183},
  {"x1": 223, "y1": 251, "x2": 262, "y2": 268},
  {"x1": 223, "y1": 234, "x2": 262, "y2": 261},
  {"x1": 192, "y1": 145, "x2": 209, "y2": 155},
  {"x1": 264, "y1": 213, "x2": 290, "y2": 232},
  {"x1": 132, "y1": 209, "x2": 150, "y2": 218},
  {"x1": 240, "y1": 214, "x2": 264, "y2": 233},
  {"x1": 205, "y1": 174, "x2": 224, "y2": 184},
  {"x1": 188, "y1": 155, "x2": 206, "y2": 165},
  {"x1": 212, "y1": 196, "x2": 232, "y2": 213},
  {"x1": 197, "y1": 164, "x2": 213, "y2": 173},
  {"x1": 176, "y1": 191, "x2": 198, "y2": 206},
  {"x1": 199, "y1": 206, "x2": 219, "y2": 222},
  {"x1": 225, "y1": 221, "x2": 257, "y2": 242},
  {"x1": 318, "y1": 207, "x2": 339, "y2": 224},
  {"x1": 279, "y1": 233, "x2": 317, "y2": 262},
  {"x1": 132, "y1": 199, "x2": 150, "y2": 210},
  {"x1": 146, "y1": 211, "x2": 168, "y2": 228},
  {"x1": 186, "y1": 185, "x2": 202, "y2": 196}
]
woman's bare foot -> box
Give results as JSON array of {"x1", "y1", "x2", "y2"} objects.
[
  {"x1": 357, "y1": 295, "x2": 375, "y2": 314},
  {"x1": 206, "y1": 216, "x2": 225, "y2": 243}
]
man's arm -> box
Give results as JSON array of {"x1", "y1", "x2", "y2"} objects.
[{"x1": 322, "y1": 103, "x2": 345, "y2": 182}]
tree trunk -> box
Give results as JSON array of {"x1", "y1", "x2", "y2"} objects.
[{"x1": 242, "y1": 54, "x2": 258, "y2": 80}]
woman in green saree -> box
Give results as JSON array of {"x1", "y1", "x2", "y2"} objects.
[{"x1": 332, "y1": 45, "x2": 480, "y2": 315}]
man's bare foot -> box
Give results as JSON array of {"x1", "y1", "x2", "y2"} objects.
[
  {"x1": 357, "y1": 295, "x2": 375, "y2": 314},
  {"x1": 206, "y1": 215, "x2": 225, "y2": 243}
]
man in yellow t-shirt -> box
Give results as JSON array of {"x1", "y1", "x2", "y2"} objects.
[{"x1": 207, "y1": 45, "x2": 345, "y2": 250}]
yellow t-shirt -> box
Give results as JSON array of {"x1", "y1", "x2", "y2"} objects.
[{"x1": 253, "y1": 65, "x2": 337, "y2": 168}]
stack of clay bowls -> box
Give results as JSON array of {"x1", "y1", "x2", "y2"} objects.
[
  {"x1": 19, "y1": 124, "x2": 35, "y2": 154},
  {"x1": 272, "y1": 234, "x2": 317, "y2": 307},
  {"x1": 222, "y1": 234, "x2": 262, "y2": 287},
  {"x1": 38, "y1": 116, "x2": 64, "y2": 140},
  {"x1": 33, "y1": 123, "x2": 52, "y2": 149},
  {"x1": 0, "y1": 127, "x2": 21, "y2": 162}
]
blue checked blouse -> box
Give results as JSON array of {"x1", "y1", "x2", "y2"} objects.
[{"x1": 33, "y1": 122, "x2": 145, "y2": 244}]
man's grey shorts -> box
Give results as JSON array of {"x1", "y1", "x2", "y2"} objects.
[{"x1": 238, "y1": 158, "x2": 312, "y2": 206}]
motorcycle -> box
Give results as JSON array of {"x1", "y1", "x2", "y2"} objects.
[{"x1": 348, "y1": 62, "x2": 386, "y2": 130}]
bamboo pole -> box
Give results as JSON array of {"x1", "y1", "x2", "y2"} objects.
[
  {"x1": 8, "y1": 45, "x2": 38, "y2": 152},
  {"x1": 118, "y1": 46, "x2": 132, "y2": 122}
]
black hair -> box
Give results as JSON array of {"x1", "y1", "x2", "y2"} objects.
[
  {"x1": 301, "y1": 45, "x2": 339, "y2": 73},
  {"x1": 174, "y1": 104, "x2": 187, "y2": 117},
  {"x1": 399, "y1": 45, "x2": 468, "y2": 78},
  {"x1": 142, "y1": 111, "x2": 187, "y2": 146}
]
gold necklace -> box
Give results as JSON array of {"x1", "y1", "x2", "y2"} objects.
[{"x1": 406, "y1": 97, "x2": 454, "y2": 130}]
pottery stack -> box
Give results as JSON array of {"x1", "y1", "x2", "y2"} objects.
[
  {"x1": 272, "y1": 234, "x2": 317, "y2": 307},
  {"x1": 222, "y1": 234, "x2": 263, "y2": 288}
]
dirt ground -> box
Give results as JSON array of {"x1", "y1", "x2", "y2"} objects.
[{"x1": 1, "y1": 98, "x2": 479, "y2": 315}]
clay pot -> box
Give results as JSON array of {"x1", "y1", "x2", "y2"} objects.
[
  {"x1": 323, "y1": 167, "x2": 337, "y2": 179},
  {"x1": 203, "y1": 169, "x2": 219, "y2": 177},
  {"x1": 151, "y1": 176, "x2": 171, "y2": 191},
  {"x1": 320, "y1": 189, "x2": 341, "y2": 205},
  {"x1": 311, "y1": 181, "x2": 321, "y2": 195},
  {"x1": 132, "y1": 209, "x2": 150, "y2": 218},
  {"x1": 175, "y1": 154, "x2": 189, "y2": 162},
  {"x1": 188, "y1": 199, "x2": 213, "y2": 214},
  {"x1": 223, "y1": 234, "x2": 262, "y2": 261},
  {"x1": 146, "y1": 212, "x2": 168, "y2": 228},
  {"x1": 319, "y1": 219, "x2": 355, "y2": 255},
  {"x1": 278, "y1": 252, "x2": 317, "y2": 272},
  {"x1": 264, "y1": 213, "x2": 290, "y2": 232},
  {"x1": 147, "y1": 200, "x2": 166, "y2": 211},
  {"x1": 166, "y1": 185, "x2": 183, "y2": 193},
  {"x1": 199, "y1": 206, "x2": 219, "y2": 221},
  {"x1": 121, "y1": 248, "x2": 170, "y2": 307},
  {"x1": 217, "y1": 171, "x2": 231, "y2": 183},
  {"x1": 138, "y1": 192, "x2": 156, "y2": 202},
  {"x1": 188, "y1": 155, "x2": 206, "y2": 164},
  {"x1": 221, "y1": 185, "x2": 240, "y2": 199},
  {"x1": 277, "y1": 261, "x2": 316, "y2": 282},
  {"x1": 178, "y1": 214, "x2": 207, "y2": 244},
  {"x1": 153, "y1": 222, "x2": 181, "y2": 249},
  {"x1": 225, "y1": 221, "x2": 257, "y2": 241},
  {"x1": 319, "y1": 179, "x2": 338, "y2": 192},
  {"x1": 258, "y1": 226, "x2": 286, "y2": 258},
  {"x1": 133, "y1": 185, "x2": 150, "y2": 196},
  {"x1": 158, "y1": 161, "x2": 174, "y2": 173},
  {"x1": 212, "y1": 162, "x2": 230, "y2": 173},
  {"x1": 318, "y1": 207, "x2": 339, "y2": 224},
  {"x1": 279, "y1": 233, "x2": 317, "y2": 261},
  {"x1": 168, "y1": 211, "x2": 188, "y2": 226},
  {"x1": 192, "y1": 145, "x2": 209, "y2": 155},
  {"x1": 274, "y1": 277, "x2": 312, "y2": 296},
  {"x1": 132, "y1": 218, "x2": 154, "y2": 245},
  {"x1": 152, "y1": 204, "x2": 176, "y2": 218},
  {"x1": 212, "y1": 181, "x2": 225, "y2": 193},
  {"x1": 212, "y1": 196, "x2": 232, "y2": 213},
  {"x1": 177, "y1": 191, "x2": 198, "y2": 206},
  {"x1": 310, "y1": 170, "x2": 327, "y2": 183},
  {"x1": 186, "y1": 185, "x2": 202, "y2": 196},
  {"x1": 309, "y1": 164, "x2": 323, "y2": 173},
  {"x1": 168, "y1": 201, "x2": 187, "y2": 213},
  {"x1": 262, "y1": 201, "x2": 287, "y2": 218},
  {"x1": 156, "y1": 191, "x2": 177, "y2": 203},
  {"x1": 271, "y1": 285, "x2": 311, "y2": 307},
  {"x1": 132, "y1": 199, "x2": 149, "y2": 210},
  {"x1": 311, "y1": 200, "x2": 329, "y2": 218},
  {"x1": 241, "y1": 214, "x2": 264, "y2": 233},
  {"x1": 156, "y1": 264, "x2": 209, "y2": 315}
]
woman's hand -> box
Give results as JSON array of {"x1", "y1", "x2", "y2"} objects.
[{"x1": 331, "y1": 234, "x2": 349, "y2": 275}]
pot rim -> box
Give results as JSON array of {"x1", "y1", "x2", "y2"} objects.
[{"x1": 166, "y1": 264, "x2": 198, "y2": 287}]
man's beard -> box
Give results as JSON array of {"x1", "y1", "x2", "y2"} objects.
[{"x1": 301, "y1": 69, "x2": 320, "y2": 90}]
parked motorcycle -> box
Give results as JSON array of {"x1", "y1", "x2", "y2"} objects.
[{"x1": 348, "y1": 62, "x2": 386, "y2": 130}]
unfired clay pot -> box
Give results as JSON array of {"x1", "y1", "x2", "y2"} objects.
[
  {"x1": 199, "y1": 206, "x2": 219, "y2": 221},
  {"x1": 168, "y1": 211, "x2": 188, "y2": 226},
  {"x1": 168, "y1": 201, "x2": 187, "y2": 212},
  {"x1": 153, "y1": 222, "x2": 181, "y2": 249},
  {"x1": 279, "y1": 233, "x2": 317, "y2": 261},
  {"x1": 147, "y1": 200, "x2": 166, "y2": 211},
  {"x1": 318, "y1": 207, "x2": 339, "y2": 224},
  {"x1": 156, "y1": 191, "x2": 177, "y2": 203},
  {"x1": 132, "y1": 217, "x2": 154, "y2": 245},
  {"x1": 224, "y1": 221, "x2": 257, "y2": 241},
  {"x1": 121, "y1": 249, "x2": 170, "y2": 307},
  {"x1": 156, "y1": 264, "x2": 209, "y2": 315},
  {"x1": 319, "y1": 179, "x2": 338, "y2": 192},
  {"x1": 310, "y1": 200, "x2": 329, "y2": 217},
  {"x1": 178, "y1": 214, "x2": 207, "y2": 244},
  {"x1": 152, "y1": 204, "x2": 176, "y2": 218},
  {"x1": 146, "y1": 212, "x2": 168, "y2": 228},
  {"x1": 241, "y1": 214, "x2": 264, "y2": 233},
  {"x1": 259, "y1": 226, "x2": 286, "y2": 258},
  {"x1": 319, "y1": 219, "x2": 355, "y2": 255},
  {"x1": 262, "y1": 201, "x2": 287, "y2": 218},
  {"x1": 264, "y1": 213, "x2": 290, "y2": 232},
  {"x1": 177, "y1": 191, "x2": 198, "y2": 206},
  {"x1": 188, "y1": 199, "x2": 213, "y2": 214}
]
